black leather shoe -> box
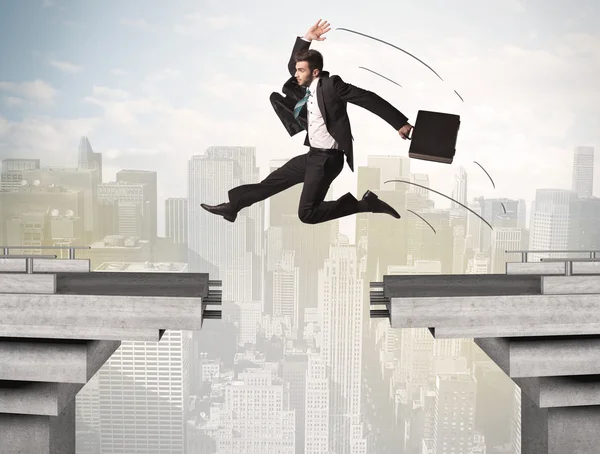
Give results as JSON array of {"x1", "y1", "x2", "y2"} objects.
[
  {"x1": 361, "y1": 190, "x2": 401, "y2": 219},
  {"x1": 200, "y1": 202, "x2": 237, "y2": 222}
]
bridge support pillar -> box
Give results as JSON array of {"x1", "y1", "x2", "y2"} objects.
[
  {"x1": 0, "y1": 400, "x2": 75, "y2": 454},
  {"x1": 521, "y1": 391, "x2": 600, "y2": 454}
]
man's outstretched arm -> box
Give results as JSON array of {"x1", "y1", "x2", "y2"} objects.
[
  {"x1": 288, "y1": 38, "x2": 310, "y2": 77},
  {"x1": 332, "y1": 75, "x2": 412, "y2": 137}
]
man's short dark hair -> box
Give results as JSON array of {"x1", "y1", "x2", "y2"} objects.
[{"x1": 295, "y1": 49, "x2": 324, "y2": 74}]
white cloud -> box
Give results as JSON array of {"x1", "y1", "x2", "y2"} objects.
[
  {"x1": 88, "y1": 85, "x2": 131, "y2": 101},
  {"x1": 0, "y1": 80, "x2": 58, "y2": 104},
  {"x1": 506, "y1": 0, "x2": 526, "y2": 13},
  {"x1": 49, "y1": 59, "x2": 83, "y2": 74},
  {"x1": 199, "y1": 72, "x2": 252, "y2": 101},
  {"x1": 103, "y1": 147, "x2": 162, "y2": 160},
  {"x1": 4, "y1": 97, "x2": 26, "y2": 107},
  {"x1": 0, "y1": 114, "x2": 98, "y2": 164}
]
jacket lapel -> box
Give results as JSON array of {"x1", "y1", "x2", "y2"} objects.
[{"x1": 316, "y1": 74, "x2": 328, "y2": 123}]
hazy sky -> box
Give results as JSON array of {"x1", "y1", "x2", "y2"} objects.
[{"x1": 1, "y1": 0, "x2": 599, "y2": 237}]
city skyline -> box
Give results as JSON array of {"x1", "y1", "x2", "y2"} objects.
[
  {"x1": 1, "y1": 141, "x2": 598, "y2": 453},
  {"x1": 2, "y1": 138, "x2": 593, "y2": 239},
  {"x1": 2, "y1": 0, "x2": 600, "y2": 240}
]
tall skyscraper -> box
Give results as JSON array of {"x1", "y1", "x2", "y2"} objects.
[
  {"x1": 165, "y1": 198, "x2": 187, "y2": 245},
  {"x1": 98, "y1": 329, "x2": 188, "y2": 454},
  {"x1": 77, "y1": 136, "x2": 103, "y2": 183},
  {"x1": 569, "y1": 197, "x2": 600, "y2": 251},
  {"x1": 490, "y1": 228, "x2": 527, "y2": 273},
  {"x1": 529, "y1": 189, "x2": 577, "y2": 260},
  {"x1": 304, "y1": 355, "x2": 330, "y2": 454},
  {"x1": 451, "y1": 165, "x2": 468, "y2": 210},
  {"x1": 187, "y1": 146, "x2": 262, "y2": 302},
  {"x1": 282, "y1": 354, "x2": 309, "y2": 454},
  {"x1": 97, "y1": 181, "x2": 146, "y2": 238},
  {"x1": 265, "y1": 157, "x2": 334, "y2": 331},
  {"x1": 572, "y1": 146, "x2": 594, "y2": 198},
  {"x1": 432, "y1": 373, "x2": 477, "y2": 453},
  {"x1": 318, "y1": 234, "x2": 366, "y2": 454},
  {"x1": 116, "y1": 170, "x2": 157, "y2": 244}
]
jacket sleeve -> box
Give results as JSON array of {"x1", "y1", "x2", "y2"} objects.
[
  {"x1": 331, "y1": 75, "x2": 409, "y2": 130},
  {"x1": 288, "y1": 37, "x2": 312, "y2": 77}
]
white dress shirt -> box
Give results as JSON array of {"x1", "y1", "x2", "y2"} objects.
[{"x1": 300, "y1": 37, "x2": 339, "y2": 150}]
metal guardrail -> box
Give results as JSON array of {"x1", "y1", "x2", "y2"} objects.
[
  {"x1": 203, "y1": 280, "x2": 222, "y2": 319},
  {"x1": 0, "y1": 246, "x2": 90, "y2": 259},
  {"x1": 0, "y1": 255, "x2": 58, "y2": 273},
  {"x1": 506, "y1": 250, "x2": 600, "y2": 263},
  {"x1": 369, "y1": 282, "x2": 391, "y2": 319}
]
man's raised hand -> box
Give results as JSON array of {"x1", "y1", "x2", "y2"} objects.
[{"x1": 304, "y1": 19, "x2": 331, "y2": 42}]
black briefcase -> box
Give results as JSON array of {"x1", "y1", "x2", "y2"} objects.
[{"x1": 408, "y1": 110, "x2": 460, "y2": 164}]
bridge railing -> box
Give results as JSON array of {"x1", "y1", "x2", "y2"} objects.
[
  {"x1": 0, "y1": 245, "x2": 90, "y2": 259},
  {"x1": 505, "y1": 249, "x2": 600, "y2": 263}
]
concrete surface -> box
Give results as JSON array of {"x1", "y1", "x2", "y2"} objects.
[
  {"x1": 388, "y1": 294, "x2": 600, "y2": 330},
  {"x1": 0, "y1": 399, "x2": 75, "y2": 454},
  {"x1": 0, "y1": 381, "x2": 84, "y2": 416},
  {"x1": 382, "y1": 273, "x2": 542, "y2": 297},
  {"x1": 474, "y1": 336, "x2": 600, "y2": 378},
  {"x1": 430, "y1": 323, "x2": 600, "y2": 339},
  {"x1": 0, "y1": 339, "x2": 120, "y2": 383},
  {"x1": 542, "y1": 275, "x2": 600, "y2": 294},
  {"x1": 55, "y1": 271, "x2": 210, "y2": 297},
  {"x1": 0, "y1": 269, "x2": 220, "y2": 454},
  {"x1": 0, "y1": 293, "x2": 204, "y2": 330},
  {"x1": 0, "y1": 273, "x2": 55, "y2": 294},
  {"x1": 521, "y1": 394, "x2": 600, "y2": 454},
  {"x1": 514, "y1": 375, "x2": 600, "y2": 408},
  {"x1": 0, "y1": 325, "x2": 164, "y2": 341}
]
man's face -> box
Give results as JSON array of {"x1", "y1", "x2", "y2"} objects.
[{"x1": 295, "y1": 61, "x2": 317, "y2": 87}]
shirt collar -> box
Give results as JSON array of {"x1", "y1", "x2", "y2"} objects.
[{"x1": 308, "y1": 77, "x2": 319, "y2": 95}]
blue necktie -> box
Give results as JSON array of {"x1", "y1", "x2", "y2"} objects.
[{"x1": 293, "y1": 88, "x2": 310, "y2": 123}]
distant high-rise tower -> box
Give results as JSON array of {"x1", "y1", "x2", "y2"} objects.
[
  {"x1": 572, "y1": 146, "x2": 594, "y2": 198},
  {"x1": 451, "y1": 165, "x2": 468, "y2": 209},
  {"x1": 529, "y1": 189, "x2": 577, "y2": 260},
  {"x1": 116, "y1": 170, "x2": 157, "y2": 244},
  {"x1": 165, "y1": 198, "x2": 187, "y2": 245},
  {"x1": 187, "y1": 146, "x2": 263, "y2": 302},
  {"x1": 77, "y1": 136, "x2": 103, "y2": 183}
]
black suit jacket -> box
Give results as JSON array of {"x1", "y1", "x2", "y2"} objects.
[{"x1": 270, "y1": 36, "x2": 409, "y2": 172}]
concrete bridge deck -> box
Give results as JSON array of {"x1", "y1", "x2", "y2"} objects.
[
  {"x1": 370, "y1": 249, "x2": 600, "y2": 454},
  {"x1": 0, "y1": 249, "x2": 221, "y2": 454}
]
